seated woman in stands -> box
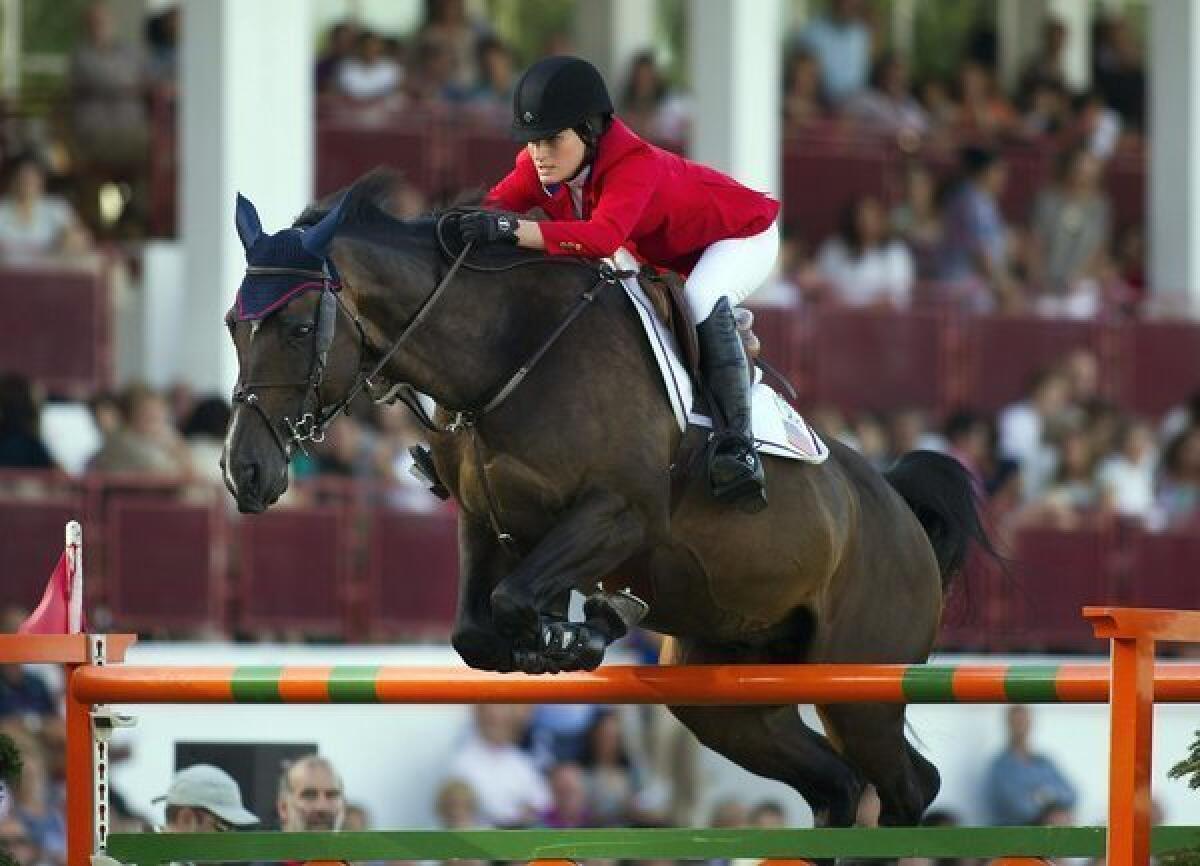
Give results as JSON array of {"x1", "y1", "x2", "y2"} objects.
[
  {"x1": 815, "y1": 195, "x2": 915, "y2": 309},
  {"x1": 0, "y1": 154, "x2": 90, "y2": 264}
]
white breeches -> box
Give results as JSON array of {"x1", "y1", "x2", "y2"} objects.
[{"x1": 683, "y1": 221, "x2": 780, "y2": 323}]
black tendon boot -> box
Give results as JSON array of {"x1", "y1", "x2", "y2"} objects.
[{"x1": 696, "y1": 297, "x2": 767, "y2": 513}]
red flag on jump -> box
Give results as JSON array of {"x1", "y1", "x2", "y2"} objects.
[{"x1": 18, "y1": 521, "x2": 85, "y2": 634}]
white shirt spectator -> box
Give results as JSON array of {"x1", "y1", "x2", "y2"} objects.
[
  {"x1": 337, "y1": 58, "x2": 401, "y2": 100},
  {"x1": 815, "y1": 238, "x2": 914, "y2": 308},
  {"x1": 0, "y1": 196, "x2": 76, "y2": 261},
  {"x1": 1096, "y1": 451, "x2": 1157, "y2": 519},
  {"x1": 445, "y1": 731, "x2": 551, "y2": 827}
]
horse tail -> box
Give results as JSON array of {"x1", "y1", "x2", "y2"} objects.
[{"x1": 883, "y1": 450, "x2": 1001, "y2": 592}]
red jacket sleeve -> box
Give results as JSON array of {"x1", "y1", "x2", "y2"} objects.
[
  {"x1": 484, "y1": 150, "x2": 544, "y2": 213},
  {"x1": 539, "y1": 150, "x2": 661, "y2": 258}
]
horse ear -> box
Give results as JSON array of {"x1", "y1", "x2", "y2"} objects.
[
  {"x1": 235, "y1": 193, "x2": 263, "y2": 252},
  {"x1": 301, "y1": 193, "x2": 348, "y2": 258}
]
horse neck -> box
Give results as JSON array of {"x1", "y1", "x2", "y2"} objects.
[{"x1": 356, "y1": 262, "x2": 583, "y2": 412}]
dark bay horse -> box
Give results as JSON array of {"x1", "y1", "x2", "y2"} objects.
[{"x1": 222, "y1": 171, "x2": 999, "y2": 846}]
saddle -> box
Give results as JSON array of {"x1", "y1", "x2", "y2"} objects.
[{"x1": 635, "y1": 264, "x2": 761, "y2": 383}]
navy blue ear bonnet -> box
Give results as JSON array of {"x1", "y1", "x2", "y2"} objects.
[{"x1": 231, "y1": 193, "x2": 342, "y2": 321}]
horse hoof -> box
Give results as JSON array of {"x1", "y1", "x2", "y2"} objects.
[
  {"x1": 490, "y1": 586, "x2": 541, "y2": 642},
  {"x1": 538, "y1": 620, "x2": 608, "y2": 671},
  {"x1": 451, "y1": 628, "x2": 516, "y2": 673}
]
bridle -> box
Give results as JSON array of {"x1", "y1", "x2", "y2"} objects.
[
  {"x1": 229, "y1": 233, "x2": 475, "y2": 461},
  {"x1": 230, "y1": 211, "x2": 634, "y2": 549}
]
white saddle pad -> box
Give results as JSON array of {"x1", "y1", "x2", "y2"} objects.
[{"x1": 609, "y1": 252, "x2": 829, "y2": 464}]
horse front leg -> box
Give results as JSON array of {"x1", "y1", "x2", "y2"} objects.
[
  {"x1": 491, "y1": 487, "x2": 647, "y2": 671},
  {"x1": 450, "y1": 515, "x2": 525, "y2": 672}
]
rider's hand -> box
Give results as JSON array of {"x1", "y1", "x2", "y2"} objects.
[{"x1": 459, "y1": 212, "x2": 519, "y2": 246}]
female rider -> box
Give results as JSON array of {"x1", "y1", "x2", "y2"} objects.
[{"x1": 459, "y1": 56, "x2": 780, "y2": 514}]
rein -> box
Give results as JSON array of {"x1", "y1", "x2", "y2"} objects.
[{"x1": 233, "y1": 211, "x2": 634, "y2": 550}]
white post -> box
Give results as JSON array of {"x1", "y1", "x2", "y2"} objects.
[
  {"x1": 178, "y1": 0, "x2": 314, "y2": 392},
  {"x1": 573, "y1": 0, "x2": 658, "y2": 95},
  {"x1": 997, "y1": 0, "x2": 1044, "y2": 93},
  {"x1": 687, "y1": 0, "x2": 782, "y2": 198},
  {"x1": 1149, "y1": 0, "x2": 1200, "y2": 316},
  {"x1": 65, "y1": 521, "x2": 83, "y2": 634},
  {"x1": 0, "y1": 0, "x2": 19, "y2": 99}
]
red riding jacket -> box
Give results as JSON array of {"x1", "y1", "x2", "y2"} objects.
[{"x1": 484, "y1": 118, "x2": 780, "y2": 276}]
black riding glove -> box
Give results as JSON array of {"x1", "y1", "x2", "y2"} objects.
[{"x1": 459, "y1": 212, "x2": 519, "y2": 246}]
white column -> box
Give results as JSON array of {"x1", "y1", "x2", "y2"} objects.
[
  {"x1": 687, "y1": 0, "x2": 782, "y2": 198},
  {"x1": 997, "y1": 0, "x2": 1043, "y2": 93},
  {"x1": 573, "y1": 0, "x2": 658, "y2": 93},
  {"x1": 1149, "y1": 0, "x2": 1200, "y2": 316},
  {"x1": 178, "y1": 0, "x2": 313, "y2": 393}
]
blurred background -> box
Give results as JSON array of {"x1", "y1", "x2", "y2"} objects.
[{"x1": 2, "y1": 0, "x2": 1199, "y2": 857}]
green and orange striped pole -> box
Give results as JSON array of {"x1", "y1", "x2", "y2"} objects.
[{"x1": 70, "y1": 661, "x2": 1200, "y2": 705}]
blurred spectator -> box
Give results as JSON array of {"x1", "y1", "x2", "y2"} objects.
[
  {"x1": 997, "y1": 368, "x2": 1071, "y2": 485},
  {"x1": 888, "y1": 407, "x2": 945, "y2": 457},
  {"x1": 144, "y1": 6, "x2": 180, "y2": 88},
  {"x1": 372, "y1": 403, "x2": 439, "y2": 512},
  {"x1": 540, "y1": 762, "x2": 590, "y2": 828},
  {"x1": 937, "y1": 146, "x2": 1020, "y2": 312},
  {"x1": 889, "y1": 164, "x2": 942, "y2": 278},
  {"x1": 580, "y1": 710, "x2": 638, "y2": 827},
  {"x1": 798, "y1": 0, "x2": 871, "y2": 105},
  {"x1": 0, "y1": 375, "x2": 55, "y2": 471},
  {"x1": 336, "y1": 30, "x2": 403, "y2": 102},
  {"x1": 342, "y1": 802, "x2": 370, "y2": 831},
  {"x1": 445, "y1": 705, "x2": 550, "y2": 828},
  {"x1": 1061, "y1": 347, "x2": 1101, "y2": 408},
  {"x1": 1021, "y1": 77, "x2": 1070, "y2": 139},
  {"x1": 916, "y1": 76, "x2": 960, "y2": 131},
  {"x1": 434, "y1": 778, "x2": 483, "y2": 829},
  {"x1": 159, "y1": 764, "x2": 258, "y2": 832},
  {"x1": 619, "y1": 51, "x2": 689, "y2": 141},
  {"x1": 1034, "y1": 424, "x2": 1100, "y2": 526},
  {"x1": 407, "y1": 38, "x2": 459, "y2": 105},
  {"x1": 0, "y1": 815, "x2": 37, "y2": 866},
  {"x1": 89, "y1": 383, "x2": 192, "y2": 476},
  {"x1": 707, "y1": 797, "x2": 748, "y2": 828},
  {"x1": 528, "y1": 704, "x2": 599, "y2": 768},
  {"x1": 464, "y1": 36, "x2": 515, "y2": 113},
  {"x1": 68, "y1": 1, "x2": 149, "y2": 233},
  {"x1": 983, "y1": 705, "x2": 1077, "y2": 825},
  {"x1": 1018, "y1": 17, "x2": 1069, "y2": 99},
  {"x1": 847, "y1": 413, "x2": 890, "y2": 469},
  {"x1": 7, "y1": 732, "x2": 63, "y2": 865},
  {"x1": 276, "y1": 754, "x2": 345, "y2": 832},
  {"x1": 748, "y1": 799, "x2": 786, "y2": 827},
  {"x1": 180, "y1": 397, "x2": 230, "y2": 486},
  {"x1": 781, "y1": 50, "x2": 825, "y2": 134},
  {"x1": 417, "y1": 0, "x2": 488, "y2": 90},
  {"x1": 943, "y1": 409, "x2": 991, "y2": 490},
  {"x1": 845, "y1": 53, "x2": 928, "y2": 140},
  {"x1": 313, "y1": 416, "x2": 375, "y2": 480},
  {"x1": 956, "y1": 60, "x2": 1017, "y2": 140},
  {"x1": 1069, "y1": 90, "x2": 1122, "y2": 161},
  {"x1": 1093, "y1": 15, "x2": 1144, "y2": 130},
  {"x1": 0, "y1": 155, "x2": 90, "y2": 263},
  {"x1": 1157, "y1": 426, "x2": 1200, "y2": 529},
  {"x1": 1096, "y1": 418, "x2": 1157, "y2": 521},
  {"x1": 316, "y1": 20, "x2": 359, "y2": 94},
  {"x1": 1029, "y1": 147, "x2": 1111, "y2": 318},
  {"x1": 0, "y1": 666, "x2": 56, "y2": 721},
  {"x1": 816, "y1": 196, "x2": 914, "y2": 309}
]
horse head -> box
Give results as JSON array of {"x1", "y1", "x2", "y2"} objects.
[{"x1": 221, "y1": 192, "x2": 364, "y2": 513}]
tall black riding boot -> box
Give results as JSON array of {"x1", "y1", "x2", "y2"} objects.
[{"x1": 697, "y1": 296, "x2": 767, "y2": 513}]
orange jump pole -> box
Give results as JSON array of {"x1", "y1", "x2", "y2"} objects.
[
  {"x1": 69, "y1": 661, "x2": 1200, "y2": 705},
  {"x1": 1085, "y1": 607, "x2": 1200, "y2": 866}
]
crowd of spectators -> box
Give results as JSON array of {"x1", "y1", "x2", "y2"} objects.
[{"x1": 1, "y1": 642, "x2": 1120, "y2": 866}]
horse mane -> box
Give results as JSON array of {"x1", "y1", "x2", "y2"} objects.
[{"x1": 321, "y1": 167, "x2": 574, "y2": 273}]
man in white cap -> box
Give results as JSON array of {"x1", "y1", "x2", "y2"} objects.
[{"x1": 158, "y1": 764, "x2": 259, "y2": 832}]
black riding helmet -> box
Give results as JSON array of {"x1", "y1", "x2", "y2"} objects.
[{"x1": 511, "y1": 55, "x2": 614, "y2": 143}]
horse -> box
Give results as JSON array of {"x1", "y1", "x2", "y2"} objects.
[{"x1": 222, "y1": 169, "x2": 1000, "y2": 853}]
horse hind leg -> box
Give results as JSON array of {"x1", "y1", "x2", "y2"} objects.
[
  {"x1": 818, "y1": 703, "x2": 941, "y2": 865},
  {"x1": 665, "y1": 640, "x2": 865, "y2": 866}
]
